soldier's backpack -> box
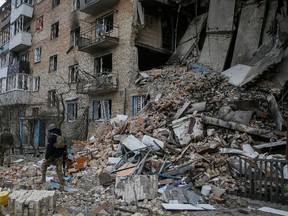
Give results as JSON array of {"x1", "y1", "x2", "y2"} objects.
[{"x1": 53, "y1": 133, "x2": 65, "y2": 149}]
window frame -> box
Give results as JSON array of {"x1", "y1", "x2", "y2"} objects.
[
  {"x1": 70, "y1": 27, "x2": 80, "y2": 47},
  {"x1": 36, "y1": 15, "x2": 44, "y2": 32},
  {"x1": 48, "y1": 89, "x2": 57, "y2": 107},
  {"x1": 52, "y1": 0, "x2": 60, "y2": 8},
  {"x1": 92, "y1": 99, "x2": 111, "y2": 121},
  {"x1": 132, "y1": 95, "x2": 149, "y2": 116},
  {"x1": 72, "y1": 0, "x2": 80, "y2": 11},
  {"x1": 33, "y1": 76, "x2": 40, "y2": 92},
  {"x1": 0, "y1": 24, "x2": 10, "y2": 44},
  {"x1": 51, "y1": 21, "x2": 59, "y2": 39},
  {"x1": 34, "y1": 46, "x2": 42, "y2": 63},
  {"x1": 67, "y1": 101, "x2": 78, "y2": 122},
  {"x1": 68, "y1": 64, "x2": 79, "y2": 83},
  {"x1": 49, "y1": 54, "x2": 58, "y2": 72}
]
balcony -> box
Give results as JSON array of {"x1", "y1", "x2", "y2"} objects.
[
  {"x1": 80, "y1": 0, "x2": 119, "y2": 15},
  {"x1": 0, "y1": 73, "x2": 31, "y2": 106},
  {"x1": 77, "y1": 72, "x2": 118, "y2": 95},
  {"x1": 0, "y1": 89, "x2": 30, "y2": 105},
  {"x1": 78, "y1": 24, "x2": 119, "y2": 54},
  {"x1": 8, "y1": 61, "x2": 30, "y2": 75},
  {"x1": 11, "y1": 2, "x2": 33, "y2": 23},
  {"x1": 0, "y1": 16, "x2": 10, "y2": 29},
  {"x1": 9, "y1": 31, "x2": 31, "y2": 52}
]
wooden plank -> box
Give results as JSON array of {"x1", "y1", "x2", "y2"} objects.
[
  {"x1": 88, "y1": 201, "x2": 110, "y2": 216},
  {"x1": 55, "y1": 205, "x2": 72, "y2": 216}
]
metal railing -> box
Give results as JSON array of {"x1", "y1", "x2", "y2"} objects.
[
  {"x1": 78, "y1": 23, "x2": 119, "y2": 47},
  {"x1": 229, "y1": 156, "x2": 288, "y2": 204},
  {"x1": 77, "y1": 71, "x2": 118, "y2": 94}
]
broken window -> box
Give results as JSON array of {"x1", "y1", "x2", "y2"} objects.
[
  {"x1": 132, "y1": 95, "x2": 149, "y2": 116},
  {"x1": 0, "y1": 24, "x2": 10, "y2": 44},
  {"x1": 95, "y1": 13, "x2": 114, "y2": 41},
  {"x1": 0, "y1": 52, "x2": 9, "y2": 68},
  {"x1": 67, "y1": 101, "x2": 78, "y2": 122},
  {"x1": 70, "y1": 27, "x2": 80, "y2": 46},
  {"x1": 48, "y1": 90, "x2": 57, "y2": 107},
  {"x1": 72, "y1": 0, "x2": 80, "y2": 11},
  {"x1": 33, "y1": 76, "x2": 40, "y2": 91},
  {"x1": 69, "y1": 64, "x2": 79, "y2": 83},
  {"x1": 36, "y1": 16, "x2": 43, "y2": 32},
  {"x1": 92, "y1": 99, "x2": 111, "y2": 121},
  {"x1": 94, "y1": 54, "x2": 112, "y2": 75},
  {"x1": 20, "y1": 52, "x2": 29, "y2": 62},
  {"x1": 49, "y1": 55, "x2": 57, "y2": 72},
  {"x1": 34, "y1": 46, "x2": 42, "y2": 62},
  {"x1": 51, "y1": 21, "x2": 59, "y2": 39},
  {"x1": 52, "y1": 0, "x2": 60, "y2": 8}
]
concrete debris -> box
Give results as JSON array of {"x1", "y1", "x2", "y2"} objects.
[{"x1": 1, "y1": 0, "x2": 288, "y2": 215}]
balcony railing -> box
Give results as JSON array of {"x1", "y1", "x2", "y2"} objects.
[
  {"x1": 80, "y1": 0, "x2": 120, "y2": 15},
  {"x1": 78, "y1": 24, "x2": 119, "y2": 53},
  {"x1": 77, "y1": 72, "x2": 118, "y2": 94}
]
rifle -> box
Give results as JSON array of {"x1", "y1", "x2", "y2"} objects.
[{"x1": 63, "y1": 147, "x2": 67, "y2": 176}]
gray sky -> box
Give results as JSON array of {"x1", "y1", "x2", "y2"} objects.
[{"x1": 0, "y1": 0, "x2": 5, "y2": 7}]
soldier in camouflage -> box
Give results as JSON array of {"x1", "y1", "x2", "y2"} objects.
[
  {"x1": 37, "y1": 124, "x2": 66, "y2": 190},
  {"x1": 0, "y1": 128, "x2": 14, "y2": 167}
]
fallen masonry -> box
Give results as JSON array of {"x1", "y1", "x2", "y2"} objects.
[{"x1": 8, "y1": 190, "x2": 55, "y2": 216}]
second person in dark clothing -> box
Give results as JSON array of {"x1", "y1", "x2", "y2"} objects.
[{"x1": 37, "y1": 124, "x2": 66, "y2": 189}]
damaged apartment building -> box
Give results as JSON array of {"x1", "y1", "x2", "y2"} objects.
[
  {"x1": 0, "y1": 0, "x2": 287, "y2": 150},
  {"x1": 0, "y1": 0, "x2": 202, "y2": 149}
]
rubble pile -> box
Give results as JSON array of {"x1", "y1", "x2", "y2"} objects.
[
  {"x1": 54, "y1": 65, "x2": 287, "y2": 214},
  {"x1": 0, "y1": 65, "x2": 288, "y2": 215}
]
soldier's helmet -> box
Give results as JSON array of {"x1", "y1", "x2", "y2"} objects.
[{"x1": 48, "y1": 124, "x2": 57, "y2": 131}]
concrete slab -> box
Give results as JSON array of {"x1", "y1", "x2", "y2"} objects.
[
  {"x1": 207, "y1": 0, "x2": 236, "y2": 32},
  {"x1": 239, "y1": 45, "x2": 285, "y2": 86},
  {"x1": 167, "y1": 13, "x2": 207, "y2": 64},
  {"x1": 222, "y1": 64, "x2": 251, "y2": 86},
  {"x1": 198, "y1": 33, "x2": 233, "y2": 72},
  {"x1": 115, "y1": 175, "x2": 158, "y2": 203},
  {"x1": 273, "y1": 47, "x2": 288, "y2": 88},
  {"x1": 231, "y1": 1, "x2": 267, "y2": 66},
  {"x1": 262, "y1": 0, "x2": 278, "y2": 45}
]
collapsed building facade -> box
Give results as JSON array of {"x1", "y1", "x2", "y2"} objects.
[{"x1": 0, "y1": 0, "x2": 287, "y2": 151}]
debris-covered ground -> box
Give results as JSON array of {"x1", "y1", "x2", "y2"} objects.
[{"x1": 1, "y1": 65, "x2": 288, "y2": 216}]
